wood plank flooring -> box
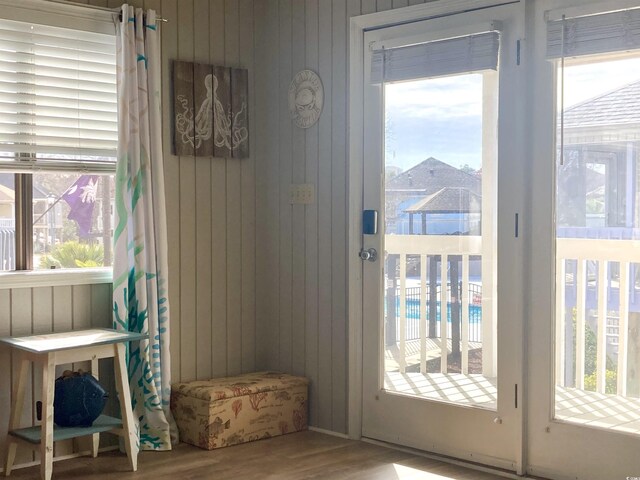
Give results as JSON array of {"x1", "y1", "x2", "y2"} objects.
[{"x1": 9, "y1": 431, "x2": 509, "y2": 479}]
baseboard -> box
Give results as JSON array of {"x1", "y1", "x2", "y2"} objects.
[
  {"x1": 308, "y1": 426, "x2": 351, "y2": 440},
  {"x1": 0, "y1": 445, "x2": 120, "y2": 473}
]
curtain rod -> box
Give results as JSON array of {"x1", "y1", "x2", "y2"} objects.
[
  {"x1": 119, "y1": 11, "x2": 169, "y2": 23},
  {"x1": 48, "y1": 0, "x2": 169, "y2": 23}
]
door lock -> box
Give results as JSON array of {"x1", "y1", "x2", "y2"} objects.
[{"x1": 359, "y1": 248, "x2": 378, "y2": 262}]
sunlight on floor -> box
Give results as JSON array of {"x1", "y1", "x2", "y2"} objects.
[{"x1": 392, "y1": 463, "x2": 459, "y2": 479}]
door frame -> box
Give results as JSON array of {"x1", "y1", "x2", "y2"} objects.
[{"x1": 347, "y1": 0, "x2": 526, "y2": 474}]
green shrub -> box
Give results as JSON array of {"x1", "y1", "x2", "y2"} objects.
[
  {"x1": 570, "y1": 307, "x2": 618, "y2": 393},
  {"x1": 584, "y1": 369, "x2": 617, "y2": 394},
  {"x1": 39, "y1": 241, "x2": 104, "y2": 269}
]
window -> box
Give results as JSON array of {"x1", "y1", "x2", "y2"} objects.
[{"x1": 0, "y1": 16, "x2": 117, "y2": 272}]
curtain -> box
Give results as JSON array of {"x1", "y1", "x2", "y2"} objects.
[{"x1": 113, "y1": 4, "x2": 177, "y2": 451}]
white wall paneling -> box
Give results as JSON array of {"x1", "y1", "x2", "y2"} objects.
[
  {"x1": 254, "y1": 0, "x2": 429, "y2": 434},
  {"x1": 154, "y1": 0, "x2": 258, "y2": 384}
]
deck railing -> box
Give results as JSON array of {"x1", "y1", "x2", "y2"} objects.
[
  {"x1": 556, "y1": 237, "x2": 640, "y2": 396},
  {"x1": 386, "y1": 235, "x2": 638, "y2": 395},
  {"x1": 385, "y1": 235, "x2": 486, "y2": 375}
]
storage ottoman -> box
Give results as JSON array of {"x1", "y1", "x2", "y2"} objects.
[{"x1": 171, "y1": 371, "x2": 309, "y2": 450}]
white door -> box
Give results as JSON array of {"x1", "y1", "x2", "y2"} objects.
[
  {"x1": 360, "y1": 1, "x2": 525, "y2": 472},
  {"x1": 528, "y1": 1, "x2": 640, "y2": 478}
]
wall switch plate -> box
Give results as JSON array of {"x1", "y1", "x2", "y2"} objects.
[{"x1": 290, "y1": 184, "x2": 315, "y2": 205}]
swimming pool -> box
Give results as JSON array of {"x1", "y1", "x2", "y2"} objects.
[{"x1": 387, "y1": 295, "x2": 483, "y2": 342}]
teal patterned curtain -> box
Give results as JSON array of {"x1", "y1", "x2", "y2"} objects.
[{"x1": 113, "y1": 4, "x2": 177, "y2": 450}]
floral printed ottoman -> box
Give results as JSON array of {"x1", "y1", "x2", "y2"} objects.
[{"x1": 171, "y1": 372, "x2": 309, "y2": 450}]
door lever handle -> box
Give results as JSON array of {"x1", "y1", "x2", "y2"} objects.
[{"x1": 359, "y1": 248, "x2": 378, "y2": 262}]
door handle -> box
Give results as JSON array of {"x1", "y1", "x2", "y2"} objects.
[{"x1": 359, "y1": 248, "x2": 378, "y2": 262}]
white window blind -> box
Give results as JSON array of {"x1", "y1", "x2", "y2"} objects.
[
  {"x1": 370, "y1": 31, "x2": 500, "y2": 84},
  {"x1": 547, "y1": 8, "x2": 640, "y2": 59},
  {"x1": 0, "y1": 17, "x2": 117, "y2": 172}
]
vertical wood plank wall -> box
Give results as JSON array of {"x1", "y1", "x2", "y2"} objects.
[
  {"x1": 253, "y1": 0, "x2": 431, "y2": 433},
  {"x1": 154, "y1": 0, "x2": 258, "y2": 384},
  {"x1": 0, "y1": 5, "x2": 434, "y2": 463}
]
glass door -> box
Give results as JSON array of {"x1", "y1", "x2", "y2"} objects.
[
  {"x1": 360, "y1": 2, "x2": 524, "y2": 471},
  {"x1": 528, "y1": 1, "x2": 640, "y2": 478}
]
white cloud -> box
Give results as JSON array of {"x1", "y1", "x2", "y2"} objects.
[
  {"x1": 384, "y1": 74, "x2": 484, "y2": 171},
  {"x1": 385, "y1": 74, "x2": 483, "y2": 119},
  {"x1": 562, "y1": 57, "x2": 640, "y2": 108}
]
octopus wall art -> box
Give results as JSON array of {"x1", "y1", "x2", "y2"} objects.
[{"x1": 172, "y1": 60, "x2": 249, "y2": 159}]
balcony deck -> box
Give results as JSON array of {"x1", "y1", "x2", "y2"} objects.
[
  {"x1": 556, "y1": 386, "x2": 640, "y2": 435},
  {"x1": 385, "y1": 338, "x2": 483, "y2": 373},
  {"x1": 385, "y1": 361, "x2": 640, "y2": 435},
  {"x1": 385, "y1": 339, "x2": 495, "y2": 408},
  {"x1": 385, "y1": 371, "x2": 497, "y2": 409}
]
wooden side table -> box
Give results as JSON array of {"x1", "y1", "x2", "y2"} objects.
[{"x1": 0, "y1": 328, "x2": 147, "y2": 480}]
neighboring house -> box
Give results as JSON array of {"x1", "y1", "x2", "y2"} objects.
[
  {"x1": 0, "y1": 180, "x2": 14, "y2": 270},
  {"x1": 0, "y1": 175, "x2": 52, "y2": 227},
  {"x1": 385, "y1": 157, "x2": 482, "y2": 235},
  {"x1": 559, "y1": 79, "x2": 640, "y2": 236},
  {"x1": 0, "y1": 175, "x2": 62, "y2": 268},
  {"x1": 0, "y1": 182, "x2": 13, "y2": 222}
]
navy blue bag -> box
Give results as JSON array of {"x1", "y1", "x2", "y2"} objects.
[{"x1": 53, "y1": 370, "x2": 108, "y2": 428}]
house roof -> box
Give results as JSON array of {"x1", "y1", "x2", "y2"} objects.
[
  {"x1": 0, "y1": 183, "x2": 13, "y2": 203},
  {"x1": 564, "y1": 80, "x2": 640, "y2": 129},
  {"x1": 386, "y1": 157, "x2": 481, "y2": 194},
  {"x1": 404, "y1": 187, "x2": 481, "y2": 214}
]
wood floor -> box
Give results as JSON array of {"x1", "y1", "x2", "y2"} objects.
[{"x1": 9, "y1": 431, "x2": 510, "y2": 479}]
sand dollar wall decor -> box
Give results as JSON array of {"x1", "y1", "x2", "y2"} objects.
[
  {"x1": 172, "y1": 60, "x2": 249, "y2": 158},
  {"x1": 288, "y1": 69, "x2": 323, "y2": 129}
]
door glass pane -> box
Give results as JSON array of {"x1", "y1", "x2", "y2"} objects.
[
  {"x1": 33, "y1": 173, "x2": 114, "y2": 269},
  {"x1": 383, "y1": 71, "x2": 498, "y2": 409},
  {"x1": 555, "y1": 55, "x2": 640, "y2": 434}
]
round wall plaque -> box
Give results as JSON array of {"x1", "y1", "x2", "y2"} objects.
[{"x1": 288, "y1": 69, "x2": 323, "y2": 129}]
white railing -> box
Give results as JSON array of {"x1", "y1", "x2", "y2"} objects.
[
  {"x1": 385, "y1": 235, "x2": 486, "y2": 375},
  {"x1": 556, "y1": 238, "x2": 640, "y2": 396},
  {"x1": 387, "y1": 235, "x2": 637, "y2": 394}
]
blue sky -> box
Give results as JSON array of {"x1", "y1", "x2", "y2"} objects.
[
  {"x1": 384, "y1": 57, "x2": 640, "y2": 174},
  {"x1": 385, "y1": 73, "x2": 483, "y2": 172}
]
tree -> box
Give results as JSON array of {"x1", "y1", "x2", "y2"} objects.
[{"x1": 459, "y1": 164, "x2": 477, "y2": 175}]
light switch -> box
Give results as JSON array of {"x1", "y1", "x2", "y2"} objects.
[{"x1": 290, "y1": 184, "x2": 315, "y2": 205}]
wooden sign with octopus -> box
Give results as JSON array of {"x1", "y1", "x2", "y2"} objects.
[{"x1": 172, "y1": 60, "x2": 249, "y2": 159}]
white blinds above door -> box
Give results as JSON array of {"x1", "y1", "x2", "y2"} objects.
[
  {"x1": 0, "y1": 17, "x2": 117, "y2": 171},
  {"x1": 547, "y1": 8, "x2": 640, "y2": 59},
  {"x1": 370, "y1": 31, "x2": 500, "y2": 84}
]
